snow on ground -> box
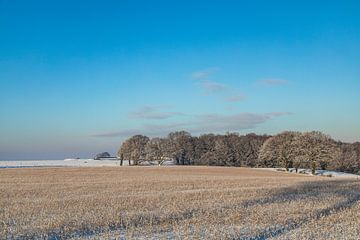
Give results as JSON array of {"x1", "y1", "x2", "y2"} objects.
[
  {"x1": 0, "y1": 159, "x2": 175, "y2": 168},
  {"x1": 0, "y1": 161, "x2": 358, "y2": 179},
  {"x1": 0, "y1": 159, "x2": 122, "y2": 168},
  {"x1": 259, "y1": 167, "x2": 360, "y2": 179}
]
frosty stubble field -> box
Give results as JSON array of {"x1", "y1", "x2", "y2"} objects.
[{"x1": 1, "y1": 166, "x2": 359, "y2": 239}]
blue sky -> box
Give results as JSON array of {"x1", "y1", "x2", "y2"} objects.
[{"x1": 0, "y1": 0, "x2": 359, "y2": 159}]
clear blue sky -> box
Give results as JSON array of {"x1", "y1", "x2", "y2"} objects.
[{"x1": 1, "y1": 0, "x2": 359, "y2": 159}]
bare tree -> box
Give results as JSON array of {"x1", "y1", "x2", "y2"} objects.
[
  {"x1": 330, "y1": 142, "x2": 359, "y2": 173},
  {"x1": 238, "y1": 133, "x2": 270, "y2": 167},
  {"x1": 212, "y1": 136, "x2": 236, "y2": 166},
  {"x1": 119, "y1": 153, "x2": 124, "y2": 166},
  {"x1": 222, "y1": 133, "x2": 242, "y2": 167},
  {"x1": 117, "y1": 135, "x2": 150, "y2": 165},
  {"x1": 295, "y1": 131, "x2": 340, "y2": 175},
  {"x1": 259, "y1": 131, "x2": 301, "y2": 171},
  {"x1": 353, "y1": 142, "x2": 360, "y2": 174},
  {"x1": 194, "y1": 134, "x2": 217, "y2": 165},
  {"x1": 293, "y1": 155, "x2": 307, "y2": 173},
  {"x1": 145, "y1": 137, "x2": 168, "y2": 165},
  {"x1": 166, "y1": 131, "x2": 196, "y2": 165}
]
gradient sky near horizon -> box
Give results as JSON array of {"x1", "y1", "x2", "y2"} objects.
[{"x1": 1, "y1": 0, "x2": 359, "y2": 159}]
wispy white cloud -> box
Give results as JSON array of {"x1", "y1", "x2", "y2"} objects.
[
  {"x1": 225, "y1": 93, "x2": 246, "y2": 102},
  {"x1": 91, "y1": 122, "x2": 190, "y2": 138},
  {"x1": 192, "y1": 112, "x2": 271, "y2": 133},
  {"x1": 192, "y1": 68, "x2": 246, "y2": 102},
  {"x1": 129, "y1": 105, "x2": 184, "y2": 120},
  {"x1": 258, "y1": 79, "x2": 288, "y2": 86},
  {"x1": 200, "y1": 80, "x2": 227, "y2": 94},
  {"x1": 93, "y1": 111, "x2": 291, "y2": 138},
  {"x1": 266, "y1": 112, "x2": 293, "y2": 117},
  {"x1": 191, "y1": 67, "x2": 219, "y2": 80}
]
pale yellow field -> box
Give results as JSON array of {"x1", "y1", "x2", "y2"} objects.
[{"x1": 1, "y1": 166, "x2": 359, "y2": 239}]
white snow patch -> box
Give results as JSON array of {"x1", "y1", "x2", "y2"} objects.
[
  {"x1": 0, "y1": 159, "x2": 122, "y2": 168},
  {"x1": 0, "y1": 159, "x2": 175, "y2": 168},
  {"x1": 258, "y1": 168, "x2": 360, "y2": 179}
]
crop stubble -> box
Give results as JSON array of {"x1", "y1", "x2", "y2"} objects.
[{"x1": 0, "y1": 166, "x2": 359, "y2": 239}]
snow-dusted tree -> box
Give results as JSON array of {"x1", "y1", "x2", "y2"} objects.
[
  {"x1": 166, "y1": 131, "x2": 195, "y2": 165},
  {"x1": 295, "y1": 131, "x2": 340, "y2": 174},
  {"x1": 258, "y1": 131, "x2": 301, "y2": 171},
  {"x1": 118, "y1": 139, "x2": 132, "y2": 165},
  {"x1": 353, "y1": 142, "x2": 360, "y2": 174},
  {"x1": 145, "y1": 137, "x2": 168, "y2": 165},
  {"x1": 293, "y1": 155, "x2": 307, "y2": 173},
  {"x1": 117, "y1": 135, "x2": 150, "y2": 165},
  {"x1": 192, "y1": 133, "x2": 267, "y2": 167},
  {"x1": 224, "y1": 133, "x2": 242, "y2": 166},
  {"x1": 193, "y1": 134, "x2": 219, "y2": 165},
  {"x1": 212, "y1": 136, "x2": 237, "y2": 166},
  {"x1": 330, "y1": 142, "x2": 359, "y2": 173},
  {"x1": 237, "y1": 133, "x2": 270, "y2": 167}
]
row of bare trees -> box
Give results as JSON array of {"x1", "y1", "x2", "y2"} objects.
[
  {"x1": 117, "y1": 131, "x2": 269, "y2": 167},
  {"x1": 117, "y1": 131, "x2": 360, "y2": 174}
]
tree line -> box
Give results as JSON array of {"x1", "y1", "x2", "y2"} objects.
[{"x1": 117, "y1": 131, "x2": 360, "y2": 174}]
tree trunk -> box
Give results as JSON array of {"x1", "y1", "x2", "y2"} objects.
[
  {"x1": 311, "y1": 161, "x2": 316, "y2": 175},
  {"x1": 120, "y1": 154, "x2": 123, "y2": 166}
]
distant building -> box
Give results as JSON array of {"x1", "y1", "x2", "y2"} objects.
[{"x1": 94, "y1": 152, "x2": 111, "y2": 160}]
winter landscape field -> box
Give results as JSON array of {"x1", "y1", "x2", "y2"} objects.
[
  {"x1": 1, "y1": 1, "x2": 360, "y2": 240},
  {"x1": 1, "y1": 166, "x2": 359, "y2": 239}
]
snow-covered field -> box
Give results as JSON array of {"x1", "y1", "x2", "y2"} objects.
[
  {"x1": 0, "y1": 161, "x2": 358, "y2": 178},
  {"x1": 0, "y1": 159, "x2": 175, "y2": 168},
  {"x1": 0, "y1": 159, "x2": 122, "y2": 168}
]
